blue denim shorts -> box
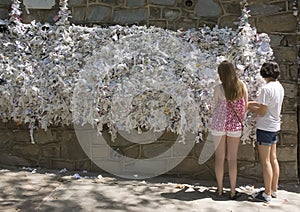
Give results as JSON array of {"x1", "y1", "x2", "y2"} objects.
[{"x1": 256, "y1": 129, "x2": 279, "y2": 146}]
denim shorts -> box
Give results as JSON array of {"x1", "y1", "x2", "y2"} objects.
[{"x1": 256, "y1": 129, "x2": 279, "y2": 146}]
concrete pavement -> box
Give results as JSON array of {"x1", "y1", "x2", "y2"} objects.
[{"x1": 0, "y1": 165, "x2": 299, "y2": 212}]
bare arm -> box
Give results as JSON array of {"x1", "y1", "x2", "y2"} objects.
[
  {"x1": 244, "y1": 86, "x2": 248, "y2": 111},
  {"x1": 213, "y1": 84, "x2": 222, "y2": 106},
  {"x1": 213, "y1": 86, "x2": 218, "y2": 103},
  {"x1": 248, "y1": 101, "x2": 268, "y2": 116}
]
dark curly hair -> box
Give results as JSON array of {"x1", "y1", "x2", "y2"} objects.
[{"x1": 260, "y1": 61, "x2": 280, "y2": 80}]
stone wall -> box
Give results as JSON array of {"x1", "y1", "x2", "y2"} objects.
[{"x1": 0, "y1": 0, "x2": 299, "y2": 181}]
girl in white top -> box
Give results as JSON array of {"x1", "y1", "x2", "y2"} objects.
[{"x1": 248, "y1": 62, "x2": 284, "y2": 203}]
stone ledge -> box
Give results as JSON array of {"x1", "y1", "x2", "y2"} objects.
[{"x1": 257, "y1": 13, "x2": 297, "y2": 33}]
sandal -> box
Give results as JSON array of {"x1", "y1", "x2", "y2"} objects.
[
  {"x1": 229, "y1": 191, "x2": 241, "y2": 200},
  {"x1": 216, "y1": 188, "x2": 224, "y2": 196},
  {"x1": 210, "y1": 189, "x2": 227, "y2": 201}
]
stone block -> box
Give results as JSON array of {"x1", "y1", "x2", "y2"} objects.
[
  {"x1": 41, "y1": 145, "x2": 61, "y2": 158},
  {"x1": 278, "y1": 63, "x2": 299, "y2": 82},
  {"x1": 238, "y1": 144, "x2": 256, "y2": 161},
  {"x1": 280, "y1": 133, "x2": 298, "y2": 145},
  {"x1": 116, "y1": 129, "x2": 164, "y2": 145},
  {"x1": 38, "y1": 158, "x2": 51, "y2": 168},
  {"x1": 124, "y1": 158, "x2": 169, "y2": 175},
  {"x1": 193, "y1": 159, "x2": 215, "y2": 180},
  {"x1": 21, "y1": 10, "x2": 57, "y2": 24},
  {"x1": 238, "y1": 162, "x2": 262, "y2": 180},
  {"x1": 124, "y1": 144, "x2": 140, "y2": 159},
  {"x1": 33, "y1": 129, "x2": 54, "y2": 144},
  {"x1": 282, "y1": 97, "x2": 297, "y2": 113},
  {"x1": 76, "y1": 159, "x2": 91, "y2": 171},
  {"x1": 289, "y1": 64, "x2": 299, "y2": 81},
  {"x1": 163, "y1": 8, "x2": 180, "y2": 20},
  {"x1": 60, "y1": 137, "x2": 88, "y2": 160},
  {"x1": 218, "y1": 14, "x2": 239, "y2": 29},
  {"x1": 193, "y1": 171, "x2": 215, "y2": 180},
  {"x1": 109, "y1": 146, "x2": 126, "y2": 161},
  {"x1": 100, "y1": 131, "x2": 112, "y2": 142},
  {"x1": 91, "y1": 144, "x2": 110, "y2": 158},
  {"x1": 195, "y1": 0, "x2": 221, "y2": 17},
  {"x1": 280, "y1": 34, "x2": 298, "y2": 47},
  {"x1": 71, "y1": 7, "x2": 86, "y2": 23},
  {"x1": 0, "y1": 8, "x2": 9, "y2": 20},
  {"x1": 175, "y1": 18, "x2": 197, "y2": 30},
  {"x1": 51, "y1": 159, "x2": 75, "y2": 170},
  {"x1": 167, "y1": 21, "x2": 176, "y2": 29},
  {"x1": 0, "y1": 131, "x2": 14, "y2": 149},
  {"x1": 281, "y1": 113, "x2": 297, "y2": 132},
  {"x1": 196, "y1": 139, "x2": 217, "y2": 164},
  {"x1": 279, "y1": 162, "x2": 298, "y2": 181},
  {"x1": 90, "y1": 131, "x2": 108, "y2": 145},
  {"x1": 72, "y1": 132, "x2": 92, "y2": 153},
  {"x1": 142, "y1": 142, "x2": 172, "y2": 158},
  {"x1": 126, "y1": 0, "x2": 146, "y2": 7},
  {"x1": 69, "y1": 0, "x2": 87, "y2": 7},
  {"x1": 248, "y1": 4, "x2": 283, "y2": 15},
  {"x1": 0, "y1": 121, "x2": 7, "y2": 129},
  {"x1": 11, "y1": 144, "x2": 40, "y2": 160},
  {"x1": 148, "y1": 20, "x2": 167, "y2": 29},
  {"x1": 273, "y1": 46, "x2": 297, "y2": 62},
  {"x1": 91, "y1": 161, "x2": 104, "y2": 172},
  {"x1": 269, "y1": 34, "x2": 283, "y2": 47},
  {"x1": 95, "y1": 0, "x2": 117, "y2": 5},
  {"x1": 193, "y1": 142, "x2": 204, "y2": 157},
  {"x1": 92, "y1": 159, "x2": 123, "y2": 174},
  {"x1": 114, "y1": 8, "x2": 148, "y2": 24},
  {"x1": 149, "y1": 7, "x2": 161, "y2": 19},
  {"x1": 172, "y1": 140, "x2": 194, "y2": 157},
  {"x1": 74, "y1": 127, "x2": 105, "y2": 151},
  {"x1": 169, "y1": 157, "x2": 200, "y2": 173},
  {"x1": 158, "y1": 131, "x2": 179, "y2": 141},
  {"x1": 277, "y1": 145, "x2": 297, "y2": 162},
  {"x1": 88, "y1": 0, "x2": 97, "y2": 3},
  {"x1": 4, "y1": 121, "x2": 25, "y2": 130},
  {"x1": 0, "y1": 0, "x2": 11, "y2": 5},
  {"x1": 223, "y1": 3, "x2": 241, "y2": 14},
  {"x1": 278, "y1": 63, "x2": 289, "y2": 80},
  {"x1": 149, "y1": 0, "x2": 175, "y2": 6},
  {"x1": 87, "y1": 6, "x2": 111, "y2": 22},
  {"x1": 0, "y1": 152, "x2": 34, "y2": 167},
  {"x1": 13, "y1": 130, "x2": 31, "y2": 143},
  {"x1": 281, "y1": 82, "x2": 298, "y2": 98},
  {"x1": 257, "y1": 13, "x2": 297, "y2": 33},
  {"x1": 109, "y1": 134, "x2": 132, "y2": 147}
]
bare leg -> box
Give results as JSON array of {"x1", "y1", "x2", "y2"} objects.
[
  {"x1": 214, "y1": 135, "x2": 226, "y2": 194},
  {"x1": 226, "y1": 136, "x2": 240, "y2": 195},
  {"x1": 270, "y1": 143, "x2": 279, "y2": 192},
  {"x1": 257, "y1": 144, "x2": 272, "y2": 196}
]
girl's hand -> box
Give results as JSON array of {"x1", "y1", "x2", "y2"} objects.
[{"x1": 248, "y1": 101, "x2": 267, "y2": 116}]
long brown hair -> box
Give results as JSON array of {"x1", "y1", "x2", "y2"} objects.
[{"x1": 218, "y1": 61, "x2": 245, "y2": 101}]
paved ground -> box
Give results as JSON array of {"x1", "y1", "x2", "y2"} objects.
[{"x1": 0, "y1": 165, "x2": 299, "y2": 212}]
